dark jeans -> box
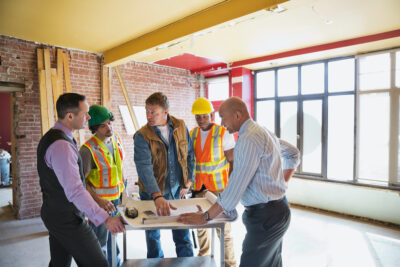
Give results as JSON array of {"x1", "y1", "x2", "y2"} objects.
[
  {"x1": 240, "y1": 197, "x2": 291, "y2": 267},
  {"x1": 41, "y1": 209, "x2": 108, "y2": 267},
  {"x1": 89, "y1": 198, "x2": 121, "y2": 267},
  {"x1": 139, "y1": 190, "x2": 194, "y2": 258}
]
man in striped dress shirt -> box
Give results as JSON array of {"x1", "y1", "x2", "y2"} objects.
[{"x1": 179, "y1": 97, "x2": 300, "y2": 267}]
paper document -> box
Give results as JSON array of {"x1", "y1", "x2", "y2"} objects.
[{"x1": 170, "y1": 205, "x2": 199, "y2": 216}]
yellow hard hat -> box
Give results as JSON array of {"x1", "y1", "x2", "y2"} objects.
[{"x1": 191, "y1": 97, "x2": 214, "y2": 114}]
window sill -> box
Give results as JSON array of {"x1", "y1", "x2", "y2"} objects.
[{"x1": 292, "y1": 174, "x2": 400, "y2": 192}]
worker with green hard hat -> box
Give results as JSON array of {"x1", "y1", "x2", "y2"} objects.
[{"x1": 80, "y1": 104, "x2": 127, "y2": 267}]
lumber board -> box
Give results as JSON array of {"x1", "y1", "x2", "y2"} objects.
[
  {"x1": 43, "y1": 49, "x2": 55, "y2": 127},
  {"x1": 57, "y1": 49, "x2": 64, "y2": 95},
  {"x1": 101, "y1": 65, "x2": 111, "y2": 109},
  {"x1": 39, "y1": 70, "x2": 49, "y2": 135},
  {"x1": 51, "y1": 68, "x2": 59, "y2": 120},
  {"x1": 63, "y1": 52, "x2": 72, "y2": 92},
  {"x1": 37, "y1": 49, "x2": 44, "y2": 71},
  {"x1": 114, "y1": 66, "x2": 139, "y2": 131}
]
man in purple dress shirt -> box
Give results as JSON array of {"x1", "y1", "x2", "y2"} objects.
[{"x1": 37, "y1": 93, "x2": 125, "y2": 267}]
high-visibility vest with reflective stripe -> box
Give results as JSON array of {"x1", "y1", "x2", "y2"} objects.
[
  {"x1": 83, "y1": 134, "x2": 125, "y2": 200},
  {"x1": 190, "y1": 124, "x2": 230, "y2": 191}
]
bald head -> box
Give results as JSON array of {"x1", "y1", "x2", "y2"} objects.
[
  {"x1": 219, "y1": 97, "x2": 250, "y2": 133},
  {"x1": 220, "y1": 97, "x2": 250, "y2": 118}
]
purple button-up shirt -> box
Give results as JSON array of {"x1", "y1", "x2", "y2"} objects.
[{"x1": 45, "y1": 122, "x2": 108, "y2": 226}]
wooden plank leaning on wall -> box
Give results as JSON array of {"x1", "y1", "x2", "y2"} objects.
[
  {"x1": 37, "y1": 48, "x2": 83, "y2": 144},
  {"x1": 101, "y1": 65, "x2": 111, "y2": 110},
  {"x1": 37, "y1": 49, "x2": 49, "y2": 136},
  {"x1": 114, "y1": 66, "x2": 140, "y2": 132}
]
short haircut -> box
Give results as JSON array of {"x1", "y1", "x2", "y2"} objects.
[
  {"x1": 89, "y1": 114, "x2": 115, "y2": 134},
  {"x1": 145, "y1": 92, "x2": 169, "y2": 110},
  {"x1": 56, "y1": 93, "x2": 86, "y2": 119}
]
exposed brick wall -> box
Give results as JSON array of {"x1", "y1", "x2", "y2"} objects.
[
  {"x1": 0, "y1": 35, "x2": 204, "y2": 219},
  {"x1": 110, "y1": 62, "x2": 201, "y2": 194}
]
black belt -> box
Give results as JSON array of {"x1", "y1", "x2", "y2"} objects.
[{"x1": 245, "y1": 198, "x2": 283, "y2": 211}]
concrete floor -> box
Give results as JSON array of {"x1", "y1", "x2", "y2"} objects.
[{"x1": 1, "y1": 187, "x2": 400, "y2": 267}]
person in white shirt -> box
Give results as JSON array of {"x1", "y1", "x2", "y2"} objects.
[{"x1": 189, "y1": 97, "x2": 236, "y2": 267}]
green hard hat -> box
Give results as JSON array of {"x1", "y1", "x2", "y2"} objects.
[{"x1": 88, "y1": 105, "x2": 112, "y2": 127}]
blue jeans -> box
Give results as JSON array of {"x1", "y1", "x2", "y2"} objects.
[
  {"x1": 140, "y1": 190, "x2": 194, "y2": 258},
  {"x1": 89, "y1": 198, "x2": 121, "y2": 267}
]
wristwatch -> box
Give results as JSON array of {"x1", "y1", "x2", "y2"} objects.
[{"x1": 203, "y1": 211, "x2": 212, "y2": 222}]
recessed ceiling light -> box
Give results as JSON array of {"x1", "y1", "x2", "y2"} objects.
[{"x1": 268, "y1": 4, "x2": 287, "y2": 13}]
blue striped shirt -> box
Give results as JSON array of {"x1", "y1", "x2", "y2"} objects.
[{"x1": 217, "y1": 119, "x2": 300, "y2": 215}]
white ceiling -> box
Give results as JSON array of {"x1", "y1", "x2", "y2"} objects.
[{"x1": 0, "y1": 0, "x2": 399, "y2": 70}]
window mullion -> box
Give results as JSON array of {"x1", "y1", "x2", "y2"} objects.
[
  {"x1": 389, "y1": 52, "x2": 399, "y2": 185},
  {"x1": 322, "y1": 61, "x2": 328, "y2": 179},
  {"x1": 355, "y1": 57, "x2": 360, "y2": 182}
]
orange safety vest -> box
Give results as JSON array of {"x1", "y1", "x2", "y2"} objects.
[
  {"x1": 190, "y1": 124, "x2": 230, "y2": 191},
  {"x1": 82, "y1": 133, "x2": 125, "y2": 200}
]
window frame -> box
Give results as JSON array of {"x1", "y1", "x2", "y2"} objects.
[{"x1": 254, "y1": 50, "x2": 400, "y2": 191}]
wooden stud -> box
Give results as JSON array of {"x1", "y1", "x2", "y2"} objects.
[
  {"x1": 37, "y1": 49, "x2": 44, "y2": 71},
  {"x1": 101, "y1": 65, "x2": 111, "y2": 109},
  {"x1": 57, "y1": 49, "x2": 64, "y2": 95},
  {"x1": 43, "y1": 49, "x2": 55, "y2": 127},
  {"x1": 37, "y1": 48, "x2": 49, "y2": 135},
  {"x1": 51, "y1": 68, "x2": 59, "y2": 120},
  {"x1": 114, "y1": 66, "x2": 139, "y2": 131},
  {"x1": 38, "y1": 70, "x2": 49, "y2": 135},
  {"x1": 63, "y1": 52, "x2": 72, "y2": 92}
]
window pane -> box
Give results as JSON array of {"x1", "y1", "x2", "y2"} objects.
[
  {"x1": 359, "y1": 53, "x2": 390, "y2": 90},
  {"x1": 301, "y1": 63, "x2": 324, "y2": 94},
  {"x1": 302, "y1": 100, "x2": 322, "y2": 174},
  {"x1": 207, "y1": 76, "x2": 229, "y2": 101},
  {"x1": 328, "y1": 58, "x2": 355, "y2": 92},
  {"x1": 256, "y1": 101, "x2": 275, "y2": 133},
  {"x1": 256, "y1": 71, "x2": 275, "y2": 98},
  {"x1": 280, "y1": 101, "x2": 297, "y2": 147},
  {"x1": 278, "y1": 67, "x2": 298, "y2": 96},
  {"x1": 328, "y1": 95, "x2": 354, "y2": 180},
  {"x1": 396, "y1": 51, "x2": 400, "y2": 88},
  {"x1": 358, "y1": 93, "x2": 389, "y2": 181}
]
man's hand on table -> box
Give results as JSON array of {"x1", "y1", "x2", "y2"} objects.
[
  {"x1": 177, "y1": 205, "x2": 207, "y2": 225},
  {"x1": 152, "y1": 193, "x2": 177, "y2": 216},
  {"x1": 104, "y1": 216, "x2": 125, "y2": 235}
]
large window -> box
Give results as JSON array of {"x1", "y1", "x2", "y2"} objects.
[
  {"x1": 255, "y1": 48, "x2": 400, "y2": 188},
  {"x1": 207, "y1": 76, "x2": 229, "y2": 125},
  {"x1": 207, "y1": 76, "x2": 229, "y2": 101}
]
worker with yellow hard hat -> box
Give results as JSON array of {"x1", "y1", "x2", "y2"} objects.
[{"x1": 190, "y1": 97, "x2": 237, "y2": 267}]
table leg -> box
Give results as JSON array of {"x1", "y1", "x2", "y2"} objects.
[
  {"x1": 220, "y1": 224, "x2": 225, "y2": 267},
  {"x1": 123, "y1": 232, "x2": 127, "y2": 262},
  {"x1": 211, "y1": 227, "x2": 215, "y2": 258},
  {"x1": 111, "y1": 234, "x2": 117, "y2": 267}
]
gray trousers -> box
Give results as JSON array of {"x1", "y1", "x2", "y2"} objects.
[{"x1": 240, "y1": 198, "x2": 291, "y2": 267}]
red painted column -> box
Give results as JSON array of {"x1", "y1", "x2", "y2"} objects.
[{"x1": 230, "y1": 67, "x2": 254, "y2": 118}]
